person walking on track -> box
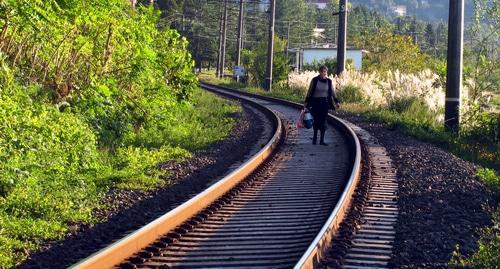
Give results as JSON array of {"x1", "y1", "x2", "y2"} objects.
[{"x1": 303, "y1": 65, "x2": 340, "y2": 145}]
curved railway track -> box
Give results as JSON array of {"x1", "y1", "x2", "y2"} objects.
[{"x1": 72, "y1": 83, "x2": 362, "y2": 269}]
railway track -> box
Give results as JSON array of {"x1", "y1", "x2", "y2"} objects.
[{"x1": 72, "y1": 83, "x2": 362, "y2": 269}]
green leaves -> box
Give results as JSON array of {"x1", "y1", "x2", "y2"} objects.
[
  {"x1": 362, "y1": 30, "x2": 429, "y2": 74},
  {"x1": 0, "y1": 1, "x2": 214, "y2": 267},
  {"x1": 245, "y1": 35, "x2": 289, "y2": 87}
]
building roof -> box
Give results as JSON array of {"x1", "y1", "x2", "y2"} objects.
[{"x1": 290, "y1": 46, "x2": 363, "y2": 51}]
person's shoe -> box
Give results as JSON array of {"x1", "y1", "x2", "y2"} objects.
[
  {"x1": 320, "y1": 142, "x2": 328, "y2": 146},
  {"x1": 312, "y1": 139, "x2": 317, "y2": 145}
]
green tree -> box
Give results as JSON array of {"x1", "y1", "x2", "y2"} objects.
[
  {"x1": 276, "y1": 0, "x2": 316, "y2": 48},
  {"x1": 424, "y1": 23, "x2": 436, "y2": 53},
  {"x1": 462, "y1": 0, "x2": 500, "y2": 132},
  {"x1": 246, "y1": 35, "x2": 289, "y2": 87},
  {"x1": 347, "y1": 5, "x2": 394, "y2": 47},
  {"x1": 362, "y1": 30, "x2": 429, "y2": 74}
]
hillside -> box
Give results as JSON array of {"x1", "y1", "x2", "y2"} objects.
[{"x1": 350, "y1": 0, "x2": 474, "y2": 22}]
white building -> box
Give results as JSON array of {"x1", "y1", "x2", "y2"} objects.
[
  {"x1": 391, "y1": 5, "x2": 407, "y2": 17},
  {"x1": 290, "y1": 46, "x2": 364, "y2": 71},
  {"x1": 306, "y1": 0, "x2": 329, "y2": 9}
]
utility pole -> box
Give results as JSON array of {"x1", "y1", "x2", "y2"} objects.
[
  {"x1": 445, "y1": 0, "x2": 464, "y2": 131},
  {"x1": 236, "y1": 0, "x2": 244, "y2": 67},
  {"x1": 335, "y1": 0, "x2": 347, "y2": 76},
  {"x1": 264, "y1": 0, "x2": 276, "y2": 91},
  {"x1": 220, "y1": 0, "x2": 228, "y2": 78},
  {"x1": 216, "y1": 5, "x2": 223, "y2": 77},
  {"x1": 286, "y1": 21, "x2": 291, "y2": 59}
]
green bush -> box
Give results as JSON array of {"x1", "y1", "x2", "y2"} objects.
[
  {"x1": 0, "y1": 66, "x2": 104, "y2": 267},
  {"x1": 0, "y1": 1, "x2": 197, "y2": 150},
  {"x1": 476, "y1": 168, "x2": 500, "y2": 197},
  {"x1": 337, "y1": 84, "x2": 367, "y2": 104},
  {"x1": 135, "y1": 88, "x2": 240, "y2": 151},
  {"x1": 387, "y1": 96, "x2": 421, "y2": 113},
  {"x1": 458, "y1": 112, "x2": 500, "y2": 168},
  {"x1": 303, "y1": 58, "x2": 338, "y2": 76},
  {"x1": 361, "y1": 30, "x2": 429, "y2": 74},
  {"x1": 450, "y1": 207, "x2": 499, "y2": 269},
  {"x1": 111, "y1": 145, "x2": 190, "y2": 190},
  {"x1": 302, "y1": 58, "x2": 354, "y2": 76},
  {"x1": 0, "y1": 2, "x2": 239, "y2": 267}
]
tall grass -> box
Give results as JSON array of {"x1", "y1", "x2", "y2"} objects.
[
  {"x1": 285, "y1": 70, "x2": 498, "y2": 169},
  {"x1": 201, "y1": 69, "x2": 498, "y2": 170}
]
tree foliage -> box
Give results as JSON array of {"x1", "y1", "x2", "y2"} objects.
[
  {"x1": 460, "y1": 0, "x2": 499, "y2": 164},
  {"x1": 361, "y1": 30, "x2": 429, "y2": 74},
  {"x1": 244, "y1": 35, "x2": 289, "y2": 87},
  {"x1": 275, "y1": 0, "x2": 315, "y2": 48},
  {"x1": 0, "y1": 1, "x2": 241, "y2": 267}
]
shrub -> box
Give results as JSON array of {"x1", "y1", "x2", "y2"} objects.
[
  {"x1": 337, "y1": 84, "x2": 367, "y2": 104},
  {"x1": 460, "y1": 112, "x2": 500, "y2": 167},
  {"x1": 303, "y1": 58, "x2": 354, "y2": 76},
  {"x1": 0, "y1": 67, "x2": 105, "y2": 267},
  {"x1": 361, "y1": 30, "x2": 430, "y2": 74},
  {"x1": 0, "y1": 2, "x2": 237, "y2": 267},
  {"x1": 303, "y1": 58, "x2": 338, "y2": 76},
  {"x1": 450, "y1": 207, "x2": 499, "y2": 268},
  {"x1": 388, "y1": 96, "x2": 421, "y2": 113},
  {"x1": 111, "y1": 145, "x2": 190, "y2": 190},
  {"x1": 476, "y1": 168, "x2": 500, "y2": 197}
]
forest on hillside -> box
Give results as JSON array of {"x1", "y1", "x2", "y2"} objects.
[{"x1": 350, "y1": 0, "x2": 474, "y2": 22}]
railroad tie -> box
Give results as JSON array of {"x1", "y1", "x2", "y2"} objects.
[{"x1": 342, "y1": 125, "x2": 398, "y2": 269}]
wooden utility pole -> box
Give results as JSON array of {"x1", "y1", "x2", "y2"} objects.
[
  {"x1": 236, "y1": 0, "x2": 244, "y2": 67},
  {"x1": 264, "y1": 0, "x2": 276, "y2": 91},
  {"x1": 216, "y1": 5, "x2": 224, "y2": 77},
  {"x1": 220, "y1": 0, "x2": 228, "y2": 78},
  {"x1": 445, "y1": 0, "x2": 464, "y2": 131},
  {"x1": 286, "y1": 21, "x2": 291, "y2": 58},
  {"x1": 335, "y1": 0, "x2": 347, "y2": 76}
]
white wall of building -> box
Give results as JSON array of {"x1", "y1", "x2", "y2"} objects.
[{"x1": 302, "y1": 49, "x2": 363, "y2": 70}]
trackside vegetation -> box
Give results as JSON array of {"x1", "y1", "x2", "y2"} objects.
[{"x1": 0, "y1": 1, "x2": 239, "y2": 268}]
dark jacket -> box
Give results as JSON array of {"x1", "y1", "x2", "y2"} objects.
[{"x1": 304, "y1": 76, "x2": 338, "y2": 110}]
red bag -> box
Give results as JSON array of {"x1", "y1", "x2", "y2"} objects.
[{"x1": 296, "y1": 109, "x2": 305, "y2": 129}]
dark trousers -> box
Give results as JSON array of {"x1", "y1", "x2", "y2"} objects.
[
  {"x1": 309, "y1": 97, "x2": 329, "y2": 144},
  {"x1": 309, "y1": 97, "x2": 329, "y2": 131}
]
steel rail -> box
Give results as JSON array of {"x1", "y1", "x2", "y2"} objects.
[
  {"x1": 72, "y1": 82, "x2": 362, "y2": 269},
  {"x1": 201, "y1": 82, "x2": 362, "y2": 269},
  {"x1": 71, "y1": 87, "x2": 282, "y2": 269}
]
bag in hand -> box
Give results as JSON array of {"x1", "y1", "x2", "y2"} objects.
[
  {"x1": 303, "y1": 109, "x2": 314, "y2": 129},
  {"x1": 296, "y1": 109, "x2": 305, "y2": 129},
  {"x1": 296, "y1": 108, "x2": 314, "y2": 129}
]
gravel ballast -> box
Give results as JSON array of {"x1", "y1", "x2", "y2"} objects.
[{"x1": 335, "y1": 112, "x2": 497, "y2": 268}]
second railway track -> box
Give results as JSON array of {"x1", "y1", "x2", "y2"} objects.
[{"x1": 72, "y1": 83, "x2": 361, "y2": 269}]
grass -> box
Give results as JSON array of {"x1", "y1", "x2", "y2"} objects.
[
  {"x1": 199, "y1": 72, "x2": 306, "y2": 103},
  {"x1": 450, "y1": 200, "x2": 499, "y2": 269},
  {"x1": 0, "y1": 85, "x2": 240, "y2": 268}
]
